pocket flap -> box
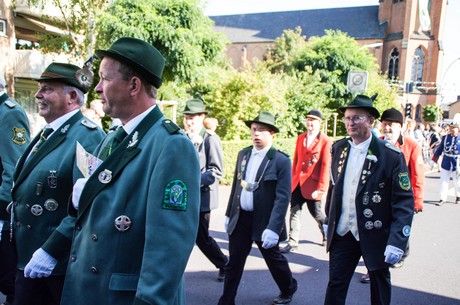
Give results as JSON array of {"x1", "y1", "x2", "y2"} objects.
[{"x1": 109, "y1": 273, "x2": 139, "y2": 291}]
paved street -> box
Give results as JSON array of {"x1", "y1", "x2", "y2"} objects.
[
  {"x1": 2, "y1": 171, "x2": 459, "y2": 304},
  {"x1": 185, "y1": 171, "x2": 460, "y2": 305}
]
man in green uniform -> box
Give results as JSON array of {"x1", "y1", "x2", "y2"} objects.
[
  {"x1": 11, "y1": 62, "x2": 105, "y2": 305},
  {"x1": 0, "y1": 70, "x2": 30, "y2": 305},
  {"x1": 61, "y1": 37, "x2": 200, "y2": 305}
]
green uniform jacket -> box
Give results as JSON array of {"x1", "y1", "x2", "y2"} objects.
[
  {"x1": 12, "y1": 111, "x2": 105, "y2": 274},
  {"x1": 61, "y1": 107, "x2": 200, "y2": 305},
  {"x1": 0, "y1": 94, "x2": 30, "y2": 222}
]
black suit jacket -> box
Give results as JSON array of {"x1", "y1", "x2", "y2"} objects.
[
  {"x1": 325, "y1": 135, "x2": 414, "y2": 270},
  {"x1": 226, "y1": 145, "x2": 291, "y2": 241}
]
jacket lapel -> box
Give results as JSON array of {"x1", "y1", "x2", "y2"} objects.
[
  {"x1": 15, "y1": 111, "x2": 83, "y2": 186},
  {"x1": 77, "y1": 107, "x2": 163, "y2": 219}
]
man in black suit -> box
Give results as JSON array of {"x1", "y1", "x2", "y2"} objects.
[
  {"x1": 218, "y1": 110, "x2": 297, "y2": 305},
  {"x1": 324, "y1": 95, "x2": 414, "y2": 305},
  {"x1": 183, "y1": 99, "x2": 227, "y2": 281}
]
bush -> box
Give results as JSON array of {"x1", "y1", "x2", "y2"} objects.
[{"x1": 220, "y1": 138, "x2": 297, "y2": 185}]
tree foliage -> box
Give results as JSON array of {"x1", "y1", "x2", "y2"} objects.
[
  {"x1": 95, "y1": 0, "x2": 227, "y2": 84},
  {"x1": 423, "y1": 104, "x2": 441, "y2": 122}
]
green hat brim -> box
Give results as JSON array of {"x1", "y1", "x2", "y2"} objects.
[{"x1": 244, "y1": 120, "x2": 279, "y2": 133}]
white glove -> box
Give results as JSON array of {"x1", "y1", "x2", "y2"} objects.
[
  {"x1": 322, "y1": 224, "x2": 328, "y2": 237},
  {"x1": 24, "y1": 248, "x2": 57, "y2": 278},
  {"x1": 72, "y1": 178, "x2": 88, "y2": 210},
  {"x1": 261, "y1": 229, "x2": 279, "y2": 249},
  {"x1": 384, "y1": 245, "x2": 404, "y2": 265},
  {"x1": 311, "y1": 190, "x2": 319, "y2": 199},
  {"x1": 225, "y1": 216, "x2": 229, "y2": 233}
]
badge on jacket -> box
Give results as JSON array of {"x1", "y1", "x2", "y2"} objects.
[{"x1": 163, "y1": 180, "x2": 187, "y2": 211}]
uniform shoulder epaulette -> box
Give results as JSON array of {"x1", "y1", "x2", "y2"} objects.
[
  {"x1": 162, "y1": 119, "x2": 180, "y2": 134},
  {"x1": 5, "y1": 100, "x2": 16, "y2": 108},
  {"x1": 384, "y1": 141, "x2": 402, "y2": 153},
  {"x1": 277, "y1": 150, "x2": 290, "y2": 158},
  {"x1": 81, "y1": 119, "x2": 98, "y2": 129}
]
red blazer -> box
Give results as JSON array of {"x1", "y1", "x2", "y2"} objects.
[
  {"x1": 292, "y1": 132, "x2": 332, "y2": 200},
  {"x1": 381, "y1": 135, "x2": 425, "y2": 211}
]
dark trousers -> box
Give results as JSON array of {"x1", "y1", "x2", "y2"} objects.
[
  {"x1": 288, "y1": 186, "x2": 326, "y2": 244},
  {"x1": 218, "y1": 210, "x2": 296, "y2": 305},
  {"x1": 196, "y1": 212, "x2": 228, "y2": 269},
  {"x1": 14, "y1": 270, "x2": 65, "y2": 305},
  {"x1": 324, "y1": 232, "x2": 391, "y2": 305},
  {"x1": 0, "y1": 229, "x2": 16, "y2": 304}
]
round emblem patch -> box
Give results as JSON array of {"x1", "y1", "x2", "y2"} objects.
[{"x1": 402, "y1": 225, "x2": 411, "y2": 237}]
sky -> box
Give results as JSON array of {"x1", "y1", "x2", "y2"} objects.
[{"x1": 201, "y1": 0, "x2": 460, "y2": 103}]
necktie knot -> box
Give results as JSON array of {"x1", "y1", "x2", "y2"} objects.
[
  {"x1": 33, "y1": 127, "x2": 53, "y2": 152},
  {"x1": 98, "y1": 127, "x2": 127, "y2": 161}
]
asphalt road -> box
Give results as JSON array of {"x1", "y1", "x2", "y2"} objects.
[{"x1": 2, "y1": 171, "x2": 459, "y2": 305}]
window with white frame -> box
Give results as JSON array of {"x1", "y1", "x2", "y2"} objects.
[{"x1": 0, "y1": 19, "x2": 6, "y2": 36}]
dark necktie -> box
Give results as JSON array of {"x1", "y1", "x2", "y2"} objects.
[
  {"x1": 98, "y1": 127, "x2": 127, "y2": 160},
  {"x1": 33, "y1": 127, "x2": 53, "y2": 152}
]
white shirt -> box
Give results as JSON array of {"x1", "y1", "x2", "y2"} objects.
[
  {"x1": 240, "y1": 145, "x2": 270, "y2": 211},
  {"x1": 336, "y1": 135, "x2": 372, "y2": 241},
  {"x1": 122, "y1": 105, "x2": 157, "y2": 135},
  {"x1": 306, "y1": 131, "x2": 319, "y2": 148}
]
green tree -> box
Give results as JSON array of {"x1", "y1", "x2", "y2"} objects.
[
  {"x1": 96, "y1": 0, "x2": 227, "y2": 84},
  {"x1": 23, "y1": 0, "x2": 108, "y2": 57},
  {"x1": 423, "y1": 104, "x2": 441, "y2": 122}
]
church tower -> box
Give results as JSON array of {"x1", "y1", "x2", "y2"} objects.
[{"x1": 379, "y1": 0, "x2": 448, "y2": 121}]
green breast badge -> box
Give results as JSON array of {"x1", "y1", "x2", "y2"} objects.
[
  {"x1": 163, "y1": 180, "x2": 187, "y2": 211},
  {"x1": 398, "y1": 172, "x2": 411, "y2": 191}
]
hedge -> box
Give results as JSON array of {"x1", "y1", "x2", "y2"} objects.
[{"x1": 220, "y1": 138, "x2": 297, "y2": 185}]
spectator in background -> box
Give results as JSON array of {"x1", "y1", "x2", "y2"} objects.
[
  {"x1": 372, "y1": 120, "x2": 382, "y2": 138},
  {"x1": 203, "y1": 117, "x2": 219, "y2": 133},
  {"x1": 281, "y1": 110, "x2": 331, "y2": 253}
]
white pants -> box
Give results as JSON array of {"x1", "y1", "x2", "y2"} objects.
[{"x1": 440, "y1": 168, "x2": 460, "y2": 201}]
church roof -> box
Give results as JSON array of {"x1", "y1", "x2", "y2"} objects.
[{"x1": 210, "y1": 6, "x2": 386, "y2": 43}]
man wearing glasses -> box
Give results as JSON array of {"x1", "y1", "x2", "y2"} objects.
[
  {"x1": 324, "y1": 95, "x2": 414, "y2": 305},
  {"x1": 219, "y1": 110, "x2": 297, "y2": 305}
]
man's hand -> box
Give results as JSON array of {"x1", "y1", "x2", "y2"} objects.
[
  {"x1": 24, "y1": 248, "x2": 57, "y2": 278},
  {"x1": 72, "y1": 178, "x2": 88, "y2": 210},
  {"x1": 384, "y1": 245, "x2": 404, "y2": 265},
  {"x1": 261, "y1": 229, "x2": 279, "y2": 249}
]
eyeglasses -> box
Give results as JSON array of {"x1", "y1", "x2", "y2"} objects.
[{"x1": 341, "y1": 115, "x2": 369, "y2": 125}]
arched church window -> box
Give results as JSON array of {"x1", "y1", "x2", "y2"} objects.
[
  {"x1": 411, "y1": 47, "x2": 425, "y2": 86},
  {"x1": 388, "y1": 48, "x2": 400, "y2": 79}
]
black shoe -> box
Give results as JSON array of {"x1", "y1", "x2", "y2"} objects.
[
  {"x1": 217, "y1": 267, "x2": 226, "y2": 282},
  {"x1": 272, "y1": 279, "x2": 297, "y2": 305},
  {"x1": 321, "y1": 238, "x2": 327, "y2": 247},
  {"x1": 360, "y1": 273, "x2": 370, "y2": 283},
  {"x1": 456, "y1": 197, "x2": 460, "y2": 204},
  {"x1": 436, "y1": 200, "x2": 445, "y2": 206},
  {"x1": 280, "y1": 244, "x2": 298, "y2": 253}
]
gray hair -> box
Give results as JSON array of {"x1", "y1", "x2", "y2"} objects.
[{"x1": 62, "y1": 85, "x2": 85, "y2": 106}]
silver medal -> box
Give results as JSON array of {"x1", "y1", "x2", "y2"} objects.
[
  {"x1": 365, "y1": 221, "x2": 374, "y2": 230},
  {"x1": 98, "y1": 169, "x2": 112, "y2": 184},
  {"x1": 374, "y1": 220, "x2": 382, "y2": 229},
  {"x1": 114, "y1": 215, "x2": 131, "y2": 232},
  {"x1": 372, "y1": 193, "x2": 382, "y2": 203},
  {"x1": 363, "y1": 208, "x2": 373, "y2": 218},
  {"x1": 31, "y1": 204, "x2": 43, "y2": 216},
  {"x1": 44, "y1": 199, "x2": 58, "y2": 211},
  {"x1": 363, "y1": 194, "x2": 369, "y2": 205}
]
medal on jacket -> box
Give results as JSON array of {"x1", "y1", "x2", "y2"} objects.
[{"x1": 48, "y1": 170, "x2": 57, "y2": 189}]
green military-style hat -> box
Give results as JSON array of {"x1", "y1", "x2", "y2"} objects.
[
  {"x1": 183, "y1": 99, "x2": 208, "y2": 115},
  {"x1": 37, "y1": 62, "x2": 93, "y2": 94},
  {"x1": 339, "y1": 94, "x2": 380, "y2": 119},
  {"x1": 245, "y1": 110, "x2": 279, "y2": 133},
  {"x1": 95, "y1": 37, "x2": 165, "y2": 88}
]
